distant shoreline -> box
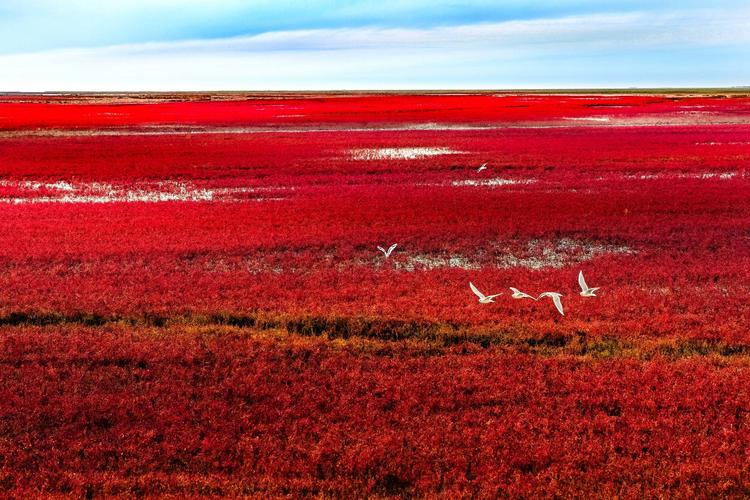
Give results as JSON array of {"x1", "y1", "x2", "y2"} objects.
[{"x1": 1, "y1": 88, "x2": 749, "y2": 97}]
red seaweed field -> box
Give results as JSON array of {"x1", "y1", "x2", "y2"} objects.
[{"x1": 2, "y1": 92, "x2": 750, "y2": 497}]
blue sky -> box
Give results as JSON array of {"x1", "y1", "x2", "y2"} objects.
[{"x1": 0, "y1": 0, "x2": 748, "y2": 90}]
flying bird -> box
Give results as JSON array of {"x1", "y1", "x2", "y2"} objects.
[
  {"x1": 537, "y1": 292, "x2": 564, "y2": 315},
  {"x1": 477, "y1": 162, "x2": 488, "y2": 172},
  {"x1": 470, "y1": 282, "x2": 502, "y2": 304},
  {"x1": 509, "y1": 287, "x2": 537, "y2": 300},
  {"x1": 377, "y1": 243, "x2": 398, "y2": 258},
  {"x1": 578, "y1": 270, "x2": 600, "y2": 297}
]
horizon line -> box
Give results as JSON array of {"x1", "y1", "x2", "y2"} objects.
[{"x1": 2, "y1": 87, "x2": 750, "y2": 95}]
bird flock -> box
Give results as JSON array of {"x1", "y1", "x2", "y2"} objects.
[
  {"x1": 472, "y1": 270, "x2": 599, "y2": 316},
  {"x1": 379, "y1": 247, "x2": 600, "y2": 316},
  {"x1": 469, "y1": 272, "x2": 598, "y2": 316},
  {"x1": 376, "y1": 163, "x2": 601, "y2": 317}
]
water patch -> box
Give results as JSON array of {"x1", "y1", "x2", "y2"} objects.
[
  {"x1": 562, "y1": 116, "x2": 611, "y2": 122},
  {"x1": 625, "y1": 171, "x2": 739, "y2": 181},
  {"x1": 695, "y1": 141, "x2": 750, "y2": 146},
  {"x1": 351, "y1": 147, "x2": 462, "y2": 160},
  {"x1": 395, "y1": 254, "x2": 482, "y2": 272},
  {"x1": 451, "y1": 178, "x2": 536, "y2": 187},
  {"x1": 495, "y1": 238, "x2": 634, "y2": 270},
  {"x1": 0, "y1": 179, "x2": 287, "y2": 204}
]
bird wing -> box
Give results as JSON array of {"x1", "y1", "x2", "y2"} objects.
[
  {"x1": 485, "y1": 293, "x2": 502, "y2": 300},
  {"x1": 388, "y1": 243, "x2": 398, "y2": 254},
  {"x1": 510, "y1": 287, "x2": 534, "y2": 299},
  {"x1": 578, "y1": 270, "x2": 588, "y2": 291},
  {"x1": 551, "y1": 294, "x2": 564, "y2": 315},
  {"x1": 377, "y1": 246, "x2": 386, "y2": 255},
  {"x1": 469, "y1": 282, "x2": 486, "y2": 300}
]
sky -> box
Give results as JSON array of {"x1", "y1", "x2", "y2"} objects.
[{"x1": 0, "y1": 0, "x2": 748, "y2": 90}]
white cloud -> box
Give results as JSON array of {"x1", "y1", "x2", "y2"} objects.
[{"x1": 1, "y1": 9, "x2": 748, "y2": 90}]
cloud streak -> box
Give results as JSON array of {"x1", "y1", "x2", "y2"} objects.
[
  {"x1": 3, "y1": 0, "x2": 742, "y2": 54},
  {"x1": 1, "y1": 8, "x2": 748, "y2": 90}
]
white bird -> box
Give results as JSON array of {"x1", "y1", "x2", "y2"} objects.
[
  {"x1": 509, "y1": 287, "x2": 537, "y2": 300},
  {"x1": 477, "y1": 162, "x2": 488, "y2": 172},
  {"x1": 578, "y1": 270, "x2": 600, "y2": 297},
  {"x1": 537, "y1": 292, "x2": 564, "y2": 315},
  {"x1": 377, "y1": 243, "x2": 398, "y2": 258},
  {"x1": 470, "y1": 282, "x2": 502, "y2": 304}
]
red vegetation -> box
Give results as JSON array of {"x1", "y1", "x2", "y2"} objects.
[
  {"x1": 0, "y1": 92, "x2": 749, "y2": 496},
  {"x1": 4, "y1": 327, "x2": 750, "y2": 497},
  {"x1": 2, "y1": 93, "x2": 750, "y2": 130}
]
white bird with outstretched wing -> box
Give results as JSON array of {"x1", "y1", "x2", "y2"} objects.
[
  {"x1": 578, "y1": 270, "x2": 600, "y2": 297},
  {"x1": 537, "y1": 292, "x2": 564, "y2": 315},
  {"x1": 509, "y1": 287, "x2": 536, "y2": 300},
  {"x1": 470, "y1": 282, "x2": 502, "y2": 304},
  {"x1": 377, "y1": 243, "x2": 398, "y2": 258}
]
